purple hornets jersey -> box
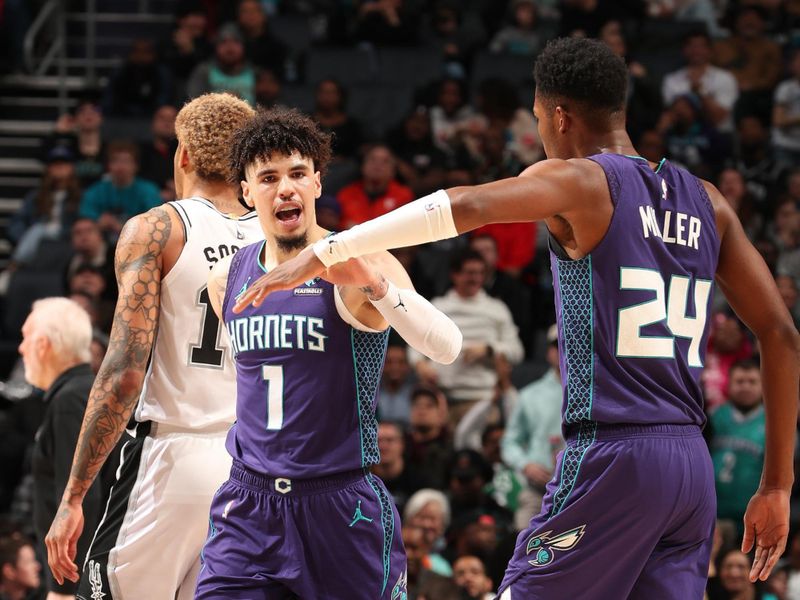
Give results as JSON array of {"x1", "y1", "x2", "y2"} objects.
[
  {"x1": 221, "y1": 241, "x2": 389, "y2": 478},
  {"x1": 551, "y1": 154, "x2": 719, "y2": 429}
]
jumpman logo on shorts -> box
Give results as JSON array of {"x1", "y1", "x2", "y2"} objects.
[
  {"x1": 393, "y1": 294, "x2": 407, "y2": 312},
  {"x1": 348, "y1": 500, "x2": 373, "y2": 527}
]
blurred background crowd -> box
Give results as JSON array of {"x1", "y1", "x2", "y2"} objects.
[{"x1": 0, "y1": 0, "x2": 799, "y2": 599}]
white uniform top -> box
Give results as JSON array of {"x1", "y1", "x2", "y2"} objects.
[{"x1": 135, "y1": 198, "x2": 263, "y2": 429}]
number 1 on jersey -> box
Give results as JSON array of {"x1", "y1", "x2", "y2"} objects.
[{"x1": 262, "y1": 365, "x2": 284, "y2": 430}]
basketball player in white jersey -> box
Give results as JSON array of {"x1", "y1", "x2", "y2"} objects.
[{"x1": 45, "y1": 93, "x2": 262, "y2": 600}]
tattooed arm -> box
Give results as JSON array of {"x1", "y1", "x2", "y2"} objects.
[{"x1": 46, "y1": 206, "x2": 174, "y2": 584}]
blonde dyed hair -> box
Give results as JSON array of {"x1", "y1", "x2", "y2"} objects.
[{"x1": 175, "y1": 93, "x2": 255, "y2": 182}]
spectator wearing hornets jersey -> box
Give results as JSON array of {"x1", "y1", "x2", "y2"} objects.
[
  {"x1": 709, "y1": 359, "x2": 767, "y2": 533},
  {"x1": 45, "y1": 93, "x2": 262, "y2": 600},
  {"x1": 195, "y1": 107, "x2": 462, "y2": 600}
]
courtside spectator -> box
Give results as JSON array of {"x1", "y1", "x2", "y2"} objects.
[{"x1": 78, "y1": 141, "x2": 162, "y2": 239}]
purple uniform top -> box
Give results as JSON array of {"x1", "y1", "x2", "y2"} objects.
[
  {"x1": 551, "y1": 154, "x2": 719, "y2": 428},
  {"x1": 222, "y1": 240, "x2": 389, "y2": 478}
]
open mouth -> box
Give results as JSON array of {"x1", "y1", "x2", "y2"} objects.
[{"x1": 276, "y1": 207, "x2": 302, "y2": 223}]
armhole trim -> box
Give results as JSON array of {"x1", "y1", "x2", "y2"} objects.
[
  {"x1": 170, "y1": 201, "x2": 192, "y2": 238},
  {"x1": 333, "y1": 286, "x2": 383, "y2": 333}
]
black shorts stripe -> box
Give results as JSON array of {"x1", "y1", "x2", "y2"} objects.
[{"x1": 76, "y1": 421, "x2": 152, "y2": 600}]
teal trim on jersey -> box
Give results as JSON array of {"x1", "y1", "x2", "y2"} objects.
[
  {"x1": 256, "y1": 240, "x2": 268, "y2": 274},
  {"x1": 350, "y1": 330, "x2": 366, "y2": 465},
  {"x1": 588, "y1": 255, "x2": 594, "y2": 418},
  {"x1": 550, "y1": 421, "x2": 597, "y2": 516},
  {"x1": 350, "y1": 329, "x2": 390, "y2": 467},
  {"x1": 623, "y1": 154, "x2": 667, "y2": 173},
  {"x1": 554, "y1": 255, "x2": 594, "y2": 424},
  {"x1": 199, "y1": 515, "x2": 218, "y2": 572},
  {"x1": 549, "y1": 254, "x2": 597, "y2": 516},
  {"x1": 365, "y1": 473, "x2": 393, "y2": 595}
]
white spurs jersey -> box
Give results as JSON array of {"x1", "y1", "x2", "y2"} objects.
[{"x1": 135, "y1": 198, "x2": 263, "y2": 428}]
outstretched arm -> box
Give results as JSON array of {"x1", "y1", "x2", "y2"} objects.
[
  {"x1": 234, "y1": 159, "x2": 601, "y2": 311},
  {"x1": 711, "y1": 182, "x2": 800, "y2": 582},
  {"x1": 332, "y1": 252, "x2": 463, "y2": 364},
  {"x1": 46, "y1": 206, "x2": 174, "y2": 584}
]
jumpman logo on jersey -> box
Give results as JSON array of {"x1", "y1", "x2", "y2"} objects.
[
  {"x1": 236, "y1": 277, "x2": 252, "y2": 300},
  {"x1": 393, "y1": 294, "x2": 407, "y2": 312},
  {"x1": 348, "y1": 500, "x2": 373, "y2": 527}
]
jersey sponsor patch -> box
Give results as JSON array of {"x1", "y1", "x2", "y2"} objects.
[{"x1": 293, "y1": 287, "x2": 323, "y2": 296}]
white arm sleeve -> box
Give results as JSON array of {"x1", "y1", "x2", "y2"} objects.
[
  {"x1": 313, "y1": 189, "x2": 458, "y2": 267},
  {"x1": 369, "y1": 280, "x2": 462, "y2": 365}
]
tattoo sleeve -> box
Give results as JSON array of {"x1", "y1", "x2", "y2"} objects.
[{"x1": 63, "y1": 208, "x2": 171, "y2": 504}]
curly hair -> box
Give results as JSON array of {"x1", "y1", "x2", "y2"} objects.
[
  {"x1": 229, "y1": 107, "x2": 332, "y2": 183},
  {"x1": 175, "y1": 93, "x2": 255, "y2": 182},
  {"x1": 534, "y1": 37, "x2": 628, "y2": 122}
]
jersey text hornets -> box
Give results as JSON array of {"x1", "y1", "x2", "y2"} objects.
[{"x1": 226, "y1": 314, "x2": 327, "y2": 354}]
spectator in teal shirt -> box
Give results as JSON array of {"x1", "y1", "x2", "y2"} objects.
[
  {"x1": 709, "y1": 359, "x2": 766, "y2": 531},
  {"x1": 79, "y1": 140, "x2": 162, "y2": 240},
  {"x1": 500, "y1": 324, "x2": 563, "y2": 517}
]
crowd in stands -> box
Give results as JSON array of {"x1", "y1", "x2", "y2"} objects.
[{"x1": 1, "y1": 0, "x2": 800, "y2": 598}]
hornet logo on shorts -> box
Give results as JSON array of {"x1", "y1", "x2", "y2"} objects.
[
  {"x1": 391, "y1": 570, "x2": 407, "y2": 600},
  {"x1": 525, "y1": 525, "x2": 586, "y2": 567}
]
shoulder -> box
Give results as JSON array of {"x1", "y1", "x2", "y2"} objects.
[
  {"x1": 115, "y1": 204, "x2": 180, "y2": 260},
  {"x1": 520, "y1": 157, "x2": 606, "y2": 193},
  {"x1": 698, "y1": 177, "x2": 735, "y2": 237}
]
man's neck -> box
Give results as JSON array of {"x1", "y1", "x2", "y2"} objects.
[
  {"x1": 263, "y1": 225, "x2": 326, "y2": 267},
  {"x1": 42, "y1": 359, "x2": 82, "y2": 391},
  {"x1": 183, "y1": 179, "x2": 247, "y2": 216},
  {"x1": 577, "y1": 128, "x2": 638, "y2": 160}
]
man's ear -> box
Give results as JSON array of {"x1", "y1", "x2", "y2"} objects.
[
  {"x1": 179, "y1": 144, "x2": 192, "y2": 170},
  {"x1": 555, "y1": 105, "x2": 571, "y2": 135},
  {"x1": 35, "y1": 334, "x2": 51, "y2": 362},
  {"x1": 241, "y1": 180, "x2": 254, "y2": 208}
]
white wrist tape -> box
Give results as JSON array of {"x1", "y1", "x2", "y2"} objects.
[
  {"x1": 370, "y1": 280, "x2": 462, "y2": 365},
  {"x1": 313, "y1": 189, "x2": 458, "y2": 268}
]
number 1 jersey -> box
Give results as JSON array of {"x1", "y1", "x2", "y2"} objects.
[
  {"x1": 221, "y1": 240, "x2": 390, "y2": 478},
  {"x1": 551, "y1": 154, "x2": 719, "y2": 428},
  {"x1": 135, "y1": 198, "x2": 263, "y2": 428}
]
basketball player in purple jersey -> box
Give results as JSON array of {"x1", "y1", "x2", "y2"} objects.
[
  {"x1": 194, "y1": 108, "x2": 462, "y2": 599},
  {"x1": 237, "y1": 38, "x2": 800, "y2": 599}
]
